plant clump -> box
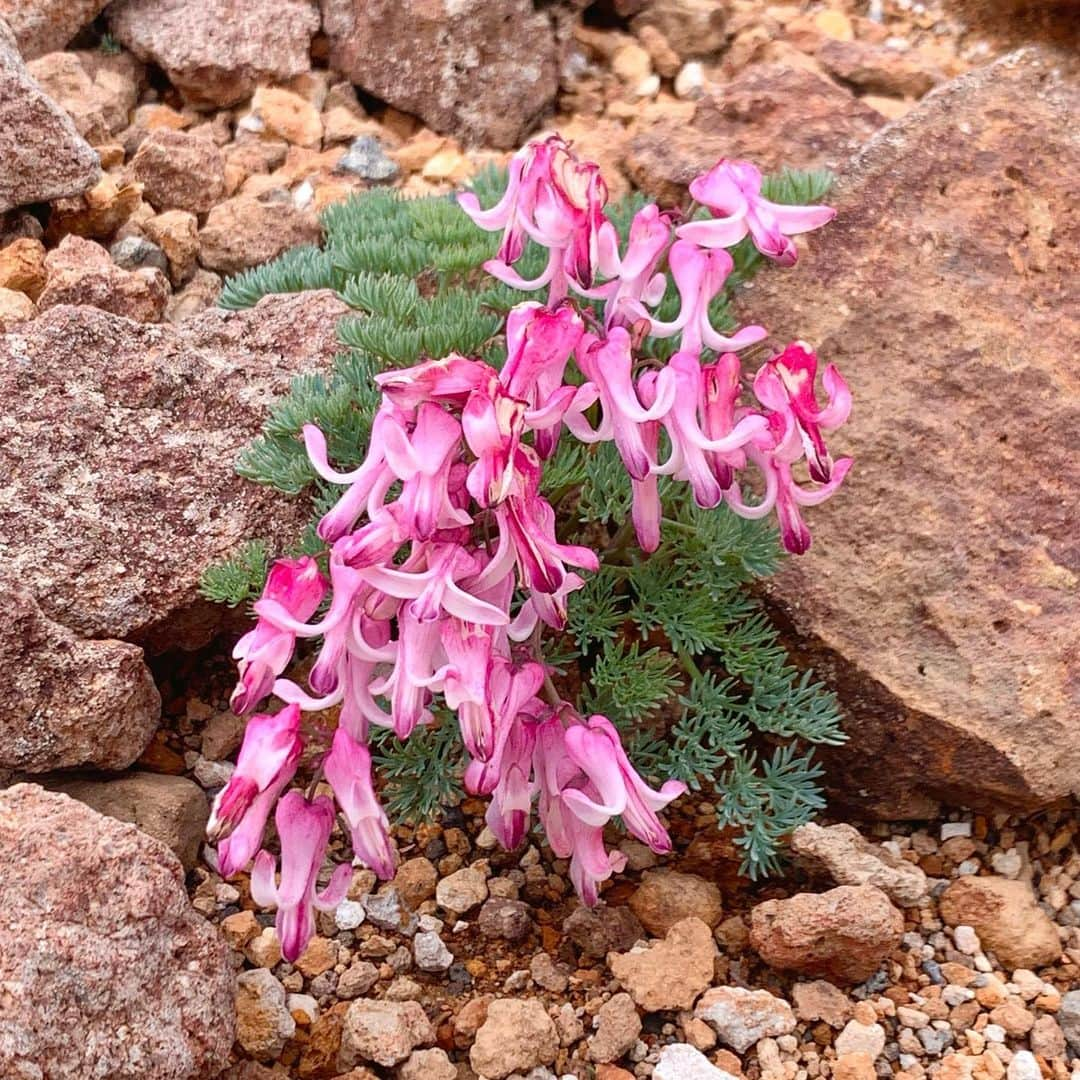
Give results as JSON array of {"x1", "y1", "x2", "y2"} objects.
[{"x1": 201, "y1": 136, "x2": 850, "y2": 962}]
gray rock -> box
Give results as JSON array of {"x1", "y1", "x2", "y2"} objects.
[
  {"x1": 235, "y1": 968, "x2": 294, "y2": 1060},
  {"x1": 563, "y1": 902, "x2": 644, "y2": 959},
  {"x1": 479, "y1": 897, "x2": 534, "y2": 942},
  {"x1": 111, "y1": 235, "x2": 170, "y2": 275},
  {"x1": 1060, "y1": 991, "x2": 1080, "y2": 1056},
  {"x1": 413, "y1": 930, "x2": 453, "y2": 973},
  {"x1": 337, "y1": 135, "x2": 400, "y2": 182},
  {"x1": 588, "y1": 992, "x2": 642, "y2": 1064},
  {"x1": 694, "y1": 987, "x2": 797, "y2": 1054}
]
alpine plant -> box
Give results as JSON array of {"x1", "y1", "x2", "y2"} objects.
[{"x1": 207, "y1": 135, "x2": 851, "y2": 962}]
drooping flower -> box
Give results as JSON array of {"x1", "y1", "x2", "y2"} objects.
[
  {"x1": 250, "y1": 791, "x2": 352, "y2": 962},
  {"x1": 677, "y1": 159, "x2": 835, "y2": 266},
  {"x1": 231, "y1": 557, "x2": 327, "y2": 714},
  {"x1": 561, "y1": 714, "x2": 686, "y2": 853},
  {"x1": 752, "y1": 341, "x2": 851, "y2": 483},
  {"x1": 323, "y1": 726, "x2": 396, "y2": 879}
]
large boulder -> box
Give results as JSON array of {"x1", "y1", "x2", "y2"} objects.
[
  {"x1": 0, "y1": 290, "x2": 348, "y2": 770},
  {"x1": 737, "y1": 47, "x2": 1080, "y2": 815},
  {"x1": 320, "y1": 0, "x2": 560, "y2": 149},
  {"x1": 108, "y1": 0, "x2": 319, "y2": 108},
  {"x1": 0, "y1": 19, "x2": 100, "y2": 213},
  {"x1": 0, "y1": 784, "x2": 234, "y2": 1078},
  {"x1": 0, "y1": 0, "x2": 109, "y2": 59}
]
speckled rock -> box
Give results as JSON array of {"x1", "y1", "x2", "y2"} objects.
[
  {"x1": 0, "y1": 292, "x2": 346, "y2": 770},
  {"x1": 609, "y1": 917, "x2": 715, "y2": 1012},
  {"x1": 0, "y1": 0, "x2": 109, "y2": 59},
  {"x1": 235, "y1": 968, "x2": 295, "y2": 1061},
  {"x1": 470, "y1": 998, "x2": 558, "y2": 1079},
  {"x1": 628, "y1": 869, "x2": 723, "y2": 935},
  {"x1": 320, "y1": 0, "x2": 559, "y2": 149},
  {"x1": 563, "y1": 902, "x2": 645, "y2": 959},
  {"x1": 108, "y1": 0, "x2": 319, "y2": 108},
  {"x1": 655, "y1": 1043, "x2": 739, "y2": 1080},
  {"x1": 339, "y1": 1000, "x2": 436, "y2": 1069},
  {"x1": 129, "y1": 129, "x2": 227, "y2": 215},
  {"x1": 739, "y1": 47, "x2": 1080, "y2": 816},
  {"x1": 694, "y1": 986, "x2": 797, "y2": 1053},
  {"x1": 0, "y1": 20, "x2": 99, "y2": 213},
  {"x1": 588, "y1": 992, "x2": 642, "y2": 1063},
  {"x1": 197, "y1": 193, "x2": 321, "y2": 275},
  {"x1": 0, "y1": 784, "x2": 234, "y2": 1078},
  {"x1": 750, "y1": 885, "x2": 904, "y2": 984}
]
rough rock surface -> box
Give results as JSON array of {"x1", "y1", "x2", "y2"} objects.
[
  {"x1": 339, "y1": 999, "x2": 435, "y2": 1068},
  {"x1": 564, "y1": 902, "x2": 645, "y2": 958},
  {"x1": 626, "y1": 63, "x2": 884, "y2": 203},
  {"x1": 694, "y1": 986, "x2": 797, "y2": 1053},
  {"x1": 0, "y1": 292, "x2": 347, "y2": 769},
  {"x1": 0, "y1": 0, "x2": 109, "y2": 58},
  {"x1": 50, "y1": 772, "x2": 209, "y2": 868},
  {"x1": 655, "y1": 1043, "x2": 739, "y2": 1080},
  {"x1": 0, "y1": 574, "x2": 160, "y2": 771},
  {"x1": 739, "y1": 47, "x2": 1080, "y2": 815},
  {"x1": 0, "y1": 784, "x2": 234, "y2": 1078},
  {"x1": 39, "y1": 234, "x2": 170, "y2": 322},
  {"x1": 791, "y1": 823, "x2": 929, "y2": 906},
  {"x1": 749, "y1": 885, "x2": 905, "y2": 984},
  {"x1": 938, "y1": 875, "x2": 1062, "y2": 970},
  {"x1": 108, "y1": 0, "x2": 319, "y2": 108},
  {"x1": 0, "y1": 21, "x2": 100, "y2": 213},
  {"x1": 608, "y1": 916, "x2": 715, "y2": 1012},
  {"x1": 321, "y1": 0, "x2": 559, "y2": 149},
  {"x1": 129, "y1": 129, "x2": 227, "y2": 215},
  {"x1": 198, "y1": 194, "x2": 321, "y2": 275},
  {"x1": 469, "y1": 997, "x2": 559, "y2": 1079}
]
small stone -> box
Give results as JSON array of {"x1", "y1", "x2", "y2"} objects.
[
  {"x1": 436, "y1": 866, "x2": 488, "y2": 914},
  {"x1": 939, "y1": 877, "x2": 1061, "y2": 970},
  {"x1": 654, "y1": 1043, "x2": 737, "y2": 1080},
  {"x1": 142, "y1": 209, "x2": 199, "y2": 286},
  {"x1": 110, "y1": 235, "x2": 169, "y2": 275},
  {"x1": 835, "y1": 1020, "x2": 886, "y2": 1060},
  {"x1": 1007, "y1": 1051, "x2": 1042, "y2": 1080},
  {"x1": 589, "y1": 993, "x2": 642, "y2": 1064},
  {"x1": 917, "y1": 1026, "x2": 953, "y2": 1056},
  {"x1": 470, "y1": 998, "x2": 558, "y2": 1080},
  {"x1": 335, "y1": 899, "x2": 366, "y2": 931},
  {"x1": 337, "y1": 961, "x2": 379, "y2": 1000},
  {"x1": 790, "y1": 823, "x2": 929, "y2": 907},
  {"x1": 954, "y1": 925, "x2": 981, "y2": 954},
  {"x1": 295, "y1": 936, "x2": 336, "y2": 979},
  {"x1": 629, "y1": 870, "x2": 723, "y2": 935},
  {"x1": 221, "y1": 910, "x2": 260, "y2": 949},
  {"x1": 392, "y1": 857, "x2": 438, "y2": 909},
  {"x1": 792, "y1": 980, "x2": 853, "y2": 1028},
  {"x1": 612, "y1": 43, "x2": 652, "y2": 85},
  {"x1": 0, "y1": 286, "x2": 33, "y2": 328},
  {"x1": 339, "y1": 1000, "x2": 435, "y2": 1069},
  {"x1": 941, "y1": 822, "x2": 973, "y2": 841},
  {"x1": 197, "y1": 193, "x2": 321, "y2": 275},
  {"x1": 400, "y1": 1047, "x2": 457, "y2": 1080},
  {"x1": 235, "y1": 968, "x2": 295, "y2": 1060},
  {"x1": 750, "y1": 885, "x2": 903, "y2": 984},
  {"x1": 555, "y1": 1002, "x2": 585, "y2": 1047},
  {"x1": 989, "y1": 1000, "x2": 1035, "y2": 1038},
  {"x1": 813, "y1": 10, "x2": 854, "y2": 40},
  {"x1": 245, "y1": 927, "x2": 282, "y2": 969},
  {"x1": 609, "y1": 917, "x2": 715, "y2": 1012},
  {"x1": 413, "y1": 930, "x2": 453, "y2": 973},
  {"x1": 363, "y1": 887, "x2": 416, "y2": 934},
  {"x1": 694, "y1": 986, "x2": 796, "y2": 1053},
  {"x1": 129, "y1": 129, "x2": 226, "y2": 215},
  {"x1": 421, "y1": 147, "x2": 471, "y2": 184},
  {"x1": 564, "y1": 903, "x2": 644, "y2": 959},
  {"x1": 287, "y1": 993, "x2": 318, "y2": 1026},
  {"x1": 0, "y1": 237, "x2": 47, "y2": 300},
  {"x1": 674, "y1": 62, "x2": 706, "y2": 100},
  {"x1": 252, "y1": 86, "x2": 322, "y2": 148},
  {"x1": 1029, "y1": 1015, "x2": 1066, "y2": 1059},
  {"x1": 833, "y1": 1052, "x2": 876, "y2": 1080},
  {"x1": 479, "y1": 897, "x2": 533, "y2": 942},
  {"x1": 530, "y1": 952, "x2": 569, "y2": 993}
]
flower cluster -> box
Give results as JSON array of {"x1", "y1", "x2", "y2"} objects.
[{"x1": 208, "y1": 135, "x2": 850, "y2": 962}]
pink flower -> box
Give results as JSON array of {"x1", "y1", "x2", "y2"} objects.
[
  {"x1": 677, "y1": 159, "x2": 835, "y2": 266},
  {"x1": 212, "y1": 705, "x2": 304, "y2": 878},
  {"x1": 462, "y1": 381, "x2": 527, "y2": 507},
  {"x1": 375, "y1": 353, "x2": 492, "y2": 409},
  {"x1": 231, "y1": 557, "x2": 328, "y2": 714},
  {"x1": 459, "y1": 135, "x2": 609, "y2": 301},
  {"x1": 478, "y1": 707, "x2": 538, "y2": 850},
  {"x1": 591, "y1": 203, "x2": 672, "y2": 330},
  {"x1": 441, "y1": 618, "x2": 496, "y2": 760},
  {"x1": 636, "y1": 240, "x2": 767, "y2": 356},
  {"x1": 561, "y1": 714, "x2": 685, "y2": 853},
  {"x1": 752, "y1": 341, "x2": 851, "y2": 483},
  {"x1": 323, "y1": 727, "x2": 396, "y2": 880},
  {"x1": 250, "y1": 791, "x2": 352, "y2": 962}
]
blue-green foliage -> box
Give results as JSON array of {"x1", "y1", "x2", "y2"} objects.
[{"x1": 201, "y1": 166, "x2": 842, "y2": 877}]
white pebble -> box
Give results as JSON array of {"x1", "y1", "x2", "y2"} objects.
[
  {"x1": 1008, "y1": 1051, "x2": 1042, "y2": 1080},
  {"x1": 953, "y1": 925, "x2": 981, "y2": 954},
  {"x1": 941, "y1": 821, "x2": 972, "y2": 840},
  {"x1": 634, "y1": 74, "x2": 661, "y2": 99},
  {"x1": 286, "y1": 993, "x2": 318, "y2": 1025},
  {"x1": 674, "y1": 61, "x2": 705, "y2": 100},
  {"x1": 957, "y1": 859, "x2": 981, "y2": 876},
  {"x1": 974, "y1": 953, "x2": 993, "y2": 972},
  {"x1": 984, "y1": 1024, "x2": 1007, "y2": 1043},
  {"x1": 334, "y1": 899, "x2": 365, "y2": 930}
]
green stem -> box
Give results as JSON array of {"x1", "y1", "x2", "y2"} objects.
[{"x1": 677, "y1": 649, "x2": 703, "y2": 681}]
